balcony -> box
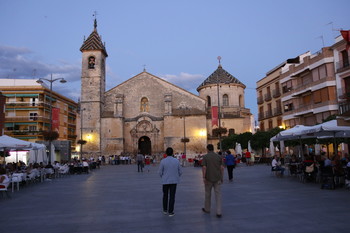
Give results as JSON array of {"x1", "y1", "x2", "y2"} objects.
[
  {"x1": 264, "y1": 93, "x2": 272, "y2": 102},
  {"x1": 5, "y1": 130, "x2": 44, "y2": 136},
  {"x1": 257, "y1": 96, "x2": 263, "y2": 105},
  {"x1": 258, "y1": 112, "x2": 265, "y2": 121},
  {"x1": 265, "y1": 110, "x2": 273, "y2": 118},
  {"x1": 272, "y1": 89, "x2": 281, "y2": 98},
  {"x1": 339, "y1": 101, "x2": 350, "y2": 116},
  {"x1": 336, "y1": 57, "x2": 350, "y2": 73},
  {"x1": 5, "y1": 116, "x2": 50, "y2": 123},
  {"x1": 282, "y1": 86, "x2": 293, "y2": 94},
  {"x1": 273, "y1": 107, "x2": 282, "y2": 116},
  {"x1": 6, "y1": 102, "x2": 50, "y2": 108}
]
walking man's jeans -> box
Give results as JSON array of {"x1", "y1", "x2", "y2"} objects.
[
  {"x1": 227, "y1": 165, "x2": 234, "y2": 180},
  {"x1": 137, "y1": 161, "x2": 143, "y2": 172},
  {"x1": 162, "y1": 184, "x2": 177, "y2": 213},
  {"x1": 204, "y1": 181, "x2": 222, "y2": 215}
]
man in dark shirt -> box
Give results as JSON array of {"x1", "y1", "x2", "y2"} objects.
[{"x1": 202, "y1": 144, "x2": 224, "y2": 218}]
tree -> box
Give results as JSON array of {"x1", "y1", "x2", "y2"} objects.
[
  {"x1": 221, "y1": 134, "x2": 238, "y2": 151},
  {"x1": 237, "y1": 132, "x2": 252, "y2": 150},
  {"x1": 42, "y1": 131, "x2": 59, "y2": 141}
]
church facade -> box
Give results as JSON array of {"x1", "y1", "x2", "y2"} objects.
[{"x1": 79, "y1": 21, "x2": 253, "y2": 157}]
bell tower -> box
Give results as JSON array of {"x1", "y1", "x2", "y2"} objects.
[{"x1": 80, "y1": 19, "x2": 108, "y2": 156}]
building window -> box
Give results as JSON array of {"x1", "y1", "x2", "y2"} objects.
[
  {"x1": 88, "y1": 56, "x2": 95, "y2": 69},
  {"x1": 284, "y1": 102, "x2": 293, "y2": 112},
  {"x1": 268, "y1": 120, "x2": 273, "y2": 130},
  {"x1": 29, "y1": 126, "x2": 37, "y2": 131},
  {"x1": 228, "y1": 128, "x2": 235, "y2": 135},
  {"x1": 29, "y1": 113, "x2": 38, "y2": 121},
  {"x1": 342, "y1": 50, "x2": 349, "y2": 68},
  {"x1": 282, "y1": 80, "x2": 293, "y2": 93},
  {"x1": 140, "y1": 97, "x2": 149, "y2": 112},
  {"x1": 207, "y1": 96, "x2": 211, "y2": 107},
  {"x1": 222, "y1": 94, "x2": 229, "y2": 106},
  {"x1": 239, "y1": 95, "x2": 243, "y2": 107}
]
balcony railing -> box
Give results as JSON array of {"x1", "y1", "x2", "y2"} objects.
[
  {"x1": 5, "y1": 116, "x2": 50, "y2": 122},
  {"x1": 258, "y1": 112, "x2": 264, "y2": 121},
  {"x1": 5, "y1": 130, "x2": 44, "y2": 136},
  {"x1": 6, "y1": 102, "x2": 50, "y2": 108},
  {"x1": 273, "y1": 107, "x2": 282, "y2": 116},
  {"x1": 264, "y1": 93, "x2": 272, "y2": 102},
  {"x1": 272, "y1": 89, "x2": 281, "y2": 98},
  {"x1": 257, "y1": 96, "x2": 263, "y2": 104},
  {"x1": 336, "y1": 57, "x2": 350, "y2": 72},
  {"x1": 339, "y1": 101, "x2": 350, "y2": 116},
  {"x1": 265, "y1": 110, "x2": 273, "y2": 118}
]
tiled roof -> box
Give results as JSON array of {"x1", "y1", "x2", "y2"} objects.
[
  {"x1": 80, "y1": 19, "x2": 108, "y2": 57},
  {"x1": 197, "y1": 65, "x2": 245, "y2": 91}
]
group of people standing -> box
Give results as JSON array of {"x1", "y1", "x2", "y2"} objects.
[{"x1": 158, "y1": 144, "x2": 230, "y2": 218}]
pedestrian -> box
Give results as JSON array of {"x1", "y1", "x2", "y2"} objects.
[
  {"x1": 158, "y1": 147, "x2": 182, "y2": 217},
  {"x1": 202, "y1": 144, "x2": 224, "y2": 218},
  {"x1": 136, "y1": 152, "x2": 144, "y2": 172},
  {"x1": 225, "y1": 150, "x2": 236, "y2": 182},
  {"x1": 145, "y1": 156, "x2": 151, "y2": 172}
]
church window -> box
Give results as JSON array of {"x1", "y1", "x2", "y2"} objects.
[
  {"x1": 239, "y1": 95, "x2": 243, "y2": 107},
  {"x1": 140, "y1": 97, "x2": 149, "y2": 112},
  {"x1": 88, "y1": 56, "x2": 95, "y2": 69},
  {"x1": 207, "y1": 96, "x2": 211, "y2": 107},
  {"x1": 223, "y1": 94, "x2": 229, "y2": 106}
]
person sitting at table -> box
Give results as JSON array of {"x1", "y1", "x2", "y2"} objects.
[
  {"x1": 289, "y1": 155, "x2": 298, "y2": 175},
  {"x1": 272, "y1": 156, "x2": 285, "y2": 176},
  {"x1": 82, "y1": 159, "x2": 89, "y2": 174},
  {"x1": 45, "y1": 162, "x2": 55, "y2": 179},
  {"x1": 0, "y1": 167, "x2": 10, "y2": 189}
]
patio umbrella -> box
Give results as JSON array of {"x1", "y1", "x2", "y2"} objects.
[
  {"x1": 280, "y1": 140, "x2": 285, "y2": 154},
  {"x1": 269, "y1": 140, "x2": 275, "y2": 156},
  {"x1": 315, "y1": 144, "x2": 321, "y2": 155},
  {"x1": 248, "y1": 141, "x2": 252, "y2": 152},
  {"x1": 235, "y1": 143, "x2": 242, "y2": 155}
]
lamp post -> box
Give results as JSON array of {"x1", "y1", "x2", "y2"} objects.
[
  {"x1": 180, "y1": 106, "x2": 189, "y2": 156},
  {"x1": 80, "y1": 107, "x2": 86, "y2": 160},
  {"x1": 217, "y1": 56, "x2": 223, "y2": 152},
  {"x1": 37, "y1": 74, "x2": 67, "y2": 163}
]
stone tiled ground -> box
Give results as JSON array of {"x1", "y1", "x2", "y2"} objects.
[{"x1": 1, "y1": 163, "x2": 349, "y2": 233}]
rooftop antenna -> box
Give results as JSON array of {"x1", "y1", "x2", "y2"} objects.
[
  {"x1": 32, "y1": 69, "x2": 37, "y2": 79},
  {"x1": 316, "y1": 35, "x2": 325, "y2": 47}
]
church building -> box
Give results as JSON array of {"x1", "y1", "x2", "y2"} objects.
[{"x1": 79, "y1": 20, "x2": 253, "y2": 157}]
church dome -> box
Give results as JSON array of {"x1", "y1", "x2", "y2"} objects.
[{"x1": 197, "y1": 64, "x2": 245, "y2": 92}]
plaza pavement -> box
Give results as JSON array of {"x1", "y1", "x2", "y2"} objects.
[{"x1": 1, "y1": 162, "x2": 349, "y2": 233}]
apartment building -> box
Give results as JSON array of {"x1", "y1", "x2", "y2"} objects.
[
  {"x1": 256, "y1": 64, "x2": 283, "y2": 131},
  {"x1": 333, "y1": 34, "x2": 350, "y2": 125},
  {"x1": 0, "y1": 92, "x2": 5, "y2": 135},
  {"x1": 256, "y1": 57, "x2": 301, "y2": 131},
  {"x1": 0, "y1": 79, "x2": 78, "y2": 148},
  {"x1": 280, "y1": 48, "x2": 337, "y2": 128}
]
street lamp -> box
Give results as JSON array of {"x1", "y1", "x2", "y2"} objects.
[
  {"x1": 37, "y1": 74, "x2": 67, "y2": 163},
  {"x1": 179, "y1": 106, "x2": 189, "y2": 156},
  {"x1": 79, "y1": 107, "x2": 86, "y2": 160}
]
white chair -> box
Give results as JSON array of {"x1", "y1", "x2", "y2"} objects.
[
  {"x1": 0, "y1": 182, "x2": 11, "y2": 198},
  {"x1": 10, "y1": 174, "x2": 23, "y2": 192}
]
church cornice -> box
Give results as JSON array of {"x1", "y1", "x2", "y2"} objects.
[{"x1": 125, "y1": 113, "x2": 164, "y2": 122}]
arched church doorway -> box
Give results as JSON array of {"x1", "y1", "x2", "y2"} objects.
[{"x1": 138, "y1": 136, "x2": 151, "y2": 155}]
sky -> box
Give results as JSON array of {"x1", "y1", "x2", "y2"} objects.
[{"x1": 1, "y1": 0, "x2": 350, "y2": 120}]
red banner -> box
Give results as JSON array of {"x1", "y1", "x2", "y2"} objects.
[
  {"x1": 211, "y1": 106, "x2": 218, "y2": 127},
  {"x1": 52, "y1": 108, "x2": 60, "y2": 131},
  {"x1": 340, "y1": 30, "x2": 350, "y2": 50}
]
